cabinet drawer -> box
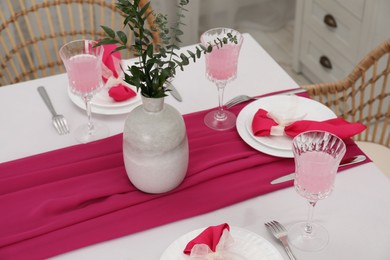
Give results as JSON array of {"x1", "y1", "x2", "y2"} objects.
[
  {"x1": 303, "y1": 0, "x2": 362, "y2": 60},
  {"x1": 299, "y1": 26, "x2": 354, "y2": 83}
]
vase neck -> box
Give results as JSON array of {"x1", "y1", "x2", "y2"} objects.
[{"x1": 141, "y1": 96, "x2": 164, "y2": 112}]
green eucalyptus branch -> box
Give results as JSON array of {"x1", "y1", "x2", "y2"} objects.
[{"x1": 96, "y1": 0, "x2": 237, "y2": 98}]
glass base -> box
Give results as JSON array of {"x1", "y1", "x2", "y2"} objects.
[
  {"x1": 74, "y1": 122, "x2": 109, "y2": 143},
  {"x1": 204, "y1": 110, "x2": 236, "y2": 131},
  {"x1": 288, "y1": 222, "x2": 329, "y2": 252}
]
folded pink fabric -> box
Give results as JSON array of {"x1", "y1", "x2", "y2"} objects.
[
  {"x1": 0, "y1": 89, "x2": 370, "y2": 259},
  {"x1": 101, "y1": 44, "x2": 136, "y2": 101},
  {"x1": 252, "y1": 108, "x2": 366, "y2": 139},
  {"x1": 108, "y1": 85, "x2": 136, "y2": 101},
  {"x1": 184, "y1": 223, "x2": 230, "y2": 254},
  {"x1": 102, "y1": 43, "x2": 121, "y2": 80}
]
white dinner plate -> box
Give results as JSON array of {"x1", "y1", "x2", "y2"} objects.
[
  {"x1": 160, "y1": 226, "x2": 283, "y2": 260},
  {"x1": 68, "y1": 85, "x2": 141, "y2": 115},
  {"x1": 237, "y1": 95, "x2": 336, "y2": 157}
]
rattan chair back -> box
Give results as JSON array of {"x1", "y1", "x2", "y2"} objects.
[
  {"x1": 302, "y1": 39, "x2": 390, "y2": 147},
  {"x1": 0, "y1": 0, "x2": 156, "y2": 86}
]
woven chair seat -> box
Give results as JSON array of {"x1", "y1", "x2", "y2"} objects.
[
  {"x1": 302, "y1": 39, "x2": 390, "y2": 147},
  {"x1": 302, "y1": 39, "x2": 390, "y2": 177},
  {"x1": 356, "y1": 141, "x2": 390, "y2": 178}
]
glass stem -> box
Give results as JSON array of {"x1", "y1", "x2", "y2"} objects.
[
  {"x1": 215, "y1": 81, "x2": 227, "y2": 120},
  {"x1": 304, "y1": 201, "x2": 317, "y2": 236},
  {"x1": 83, "y1": 95, "x2": 94, "y2": 135}
]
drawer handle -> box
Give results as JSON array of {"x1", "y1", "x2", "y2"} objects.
[
  {"x1": 324, "y1": 14, "x2": 337, "y2": 28},
  {"x1": 319, "y1": 56, "x2": 332, "y2": 69}
]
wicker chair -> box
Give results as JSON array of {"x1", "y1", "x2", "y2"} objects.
[
  {"x1": 0, "y1": 0, "x2": 158, "y2": 86},
  {"x1": 302, "y1": 39, "x2": 390, "y2": 177}
]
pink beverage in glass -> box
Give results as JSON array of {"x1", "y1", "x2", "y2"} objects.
[
  {"x1": 59, "y1": 39, "x2": 107, "y2": 143},
  {"x1": 206, "y1": 44, "x2": 240, "y2": 81},
  {"x1": 200, "y1": 28, "x2": 243, "y2": 131},
  {"x1": 295, "y1": 151, "x2": 338, "y2": 201},
  {"x1": 290, "y1": 131, "x2": 346, "y2": 252},
  {"x1": 66, "y1": 54, "x2": 102, "y2": 95}
]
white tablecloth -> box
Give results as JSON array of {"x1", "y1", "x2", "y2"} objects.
[{"x1": 1, "y1": 34, "x2": 390, "y2": 260}]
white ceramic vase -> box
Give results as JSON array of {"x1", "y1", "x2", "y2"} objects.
[{"x1": 123, "y1": 96, "x2": 189, "y2": 193}]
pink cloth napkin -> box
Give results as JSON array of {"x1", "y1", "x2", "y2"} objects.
[
  {"x1": 252, "y1": 108, "x2": 366, "y2": 139},
  {"x1": 101, "y1": 44, "x2": 136, "y2": 101},
  {"x1": 184, "y1": 223, "x2": 230, "y2": 255},
  {"x1": 0, "y1": 89, "x2": 370, "y2": 259}
]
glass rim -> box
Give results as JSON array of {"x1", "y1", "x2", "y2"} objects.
[
  {"x1": 200, "y1": 27, "x2": 243, "y2": 45},
  {"x1": 292, "y1": 130, "x2": 345, "y2": 142},
  {"x1": 292, "y1": 130, "x2": 347, "y2": 157},
  {"x1": 59, "y1": 39, "x2": 102, "y2": 57}
]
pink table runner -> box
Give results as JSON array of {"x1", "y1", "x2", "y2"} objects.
[{"x1": 0, "y1": 94, "x2": 369, "y2": 259}]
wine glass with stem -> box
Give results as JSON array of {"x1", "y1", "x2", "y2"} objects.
[
  {"x1": 289, "y1": 130, "x2": 346, "y2": 251},
  {"x1": 201, "y1": 28, "x2": 243, "y2": 131},
  {"x1": 59, "y1": 39, "x2": 109, "y2": 143}
]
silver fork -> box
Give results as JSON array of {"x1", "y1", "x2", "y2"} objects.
[
  {"x1": 37, "y1": 86, "x2": 70, "y2": 135},
  {"x1": 225, "y1": 94, "x2": 259, "y2": 108},
  {"x1": 265, "y1": 221, "x2": 297, "y2": 260},
  {"x1": 224, "y1": 88, "x2": 308, "y2": 109}
]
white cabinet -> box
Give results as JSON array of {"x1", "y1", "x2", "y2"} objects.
[{"x1": 293, "y1": 0, "x2": 390, "y2": 83}]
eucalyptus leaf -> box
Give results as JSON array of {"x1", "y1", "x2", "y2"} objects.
[
  {"x1": 98, "y1": 38, "x2": 119, "y2": 45},
  {"x1": 180, "y1": 53, "x2": 189, "y2": 65},
  {"x1": 146, "y1": 44, "x2": 153, "y2": 58},
  {"x1": 101, "y1": 25, "x2": 115, "y2": 38},
  {"x1": 139, "y1": 1, "x2": 150, "y2": 16},
  {"x1": 187, "y1": 50, "x2": 196, "y2": 62},
  {"x1": 114, "y1": 46, "x2": 128, "y2": 52},
  {"x1": 116, "y1": 31, "x2": 128, "y2": 44}
]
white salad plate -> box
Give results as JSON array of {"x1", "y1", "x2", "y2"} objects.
[
  {"x1": 160, "y1": 226, "x2": 283, "y2": 260},
  {"x1": 236, "y1": 95, "x2": 336, "y2": 158},
  {"x1": 68, "y1": 84, "x2": 141, "y2": 115}
]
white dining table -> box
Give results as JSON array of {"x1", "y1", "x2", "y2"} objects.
[{"x1": 1, "y1": 34, "x2": 390, "y2": 260}]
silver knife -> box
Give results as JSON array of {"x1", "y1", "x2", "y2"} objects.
[
  {"x1": 270, "y1": 155, "x2": 367, "y2": 184},
  {"x1": 166, "y1": 81, "x2": 182, "y2": 102},
  {"x1": 261, "y1": 87, "x2": 308, "y2": 97}
]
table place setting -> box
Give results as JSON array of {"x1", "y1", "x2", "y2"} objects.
[
  {"x1": 161, "y1": 223, "x2": 283, "y2": 259},
  {"x1": 67, "y1": 43, "x2": 141, "y2": 115},
  {"x1": 236, "y1": 94, "x2": 334, "y2": 158},
  {"x1": 235, "y1": 93, "x2": 366, "y2": 158}
]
